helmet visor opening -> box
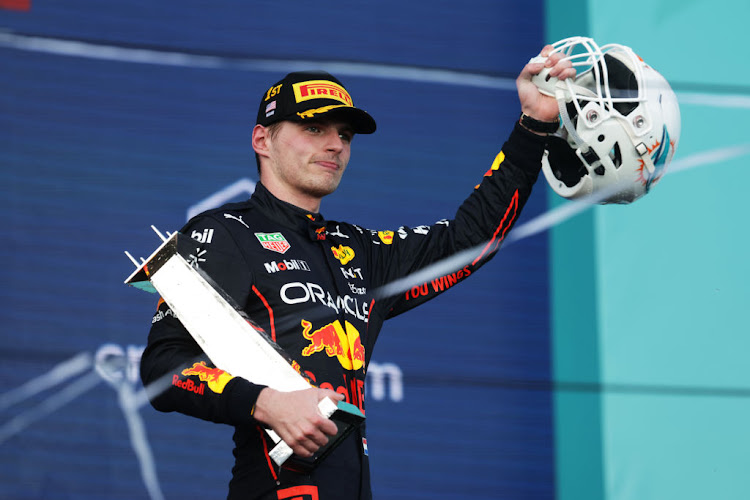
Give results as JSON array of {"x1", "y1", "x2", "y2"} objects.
[
  {"x1": 602, "y1": 53, "x2": 639, "y2": 116},
  {"x1": 547, "y1": 135, "x2": 587, "y2": 188}
]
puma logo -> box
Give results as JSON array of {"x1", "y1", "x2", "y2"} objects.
[{"x1": 223, "y1": 213, "x2": 249, "y2": 229}]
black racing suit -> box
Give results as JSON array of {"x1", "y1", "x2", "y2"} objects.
[{"x1": 139, "y1": 123, "x2": 547, "y2": 500}]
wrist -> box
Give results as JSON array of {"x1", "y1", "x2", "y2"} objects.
[
  {"x1": 518, "y1": 112, "x2": 559, "y2": 135},
  {"x1": 252, "y1": 387, "x2": 275, "y2": 423}
]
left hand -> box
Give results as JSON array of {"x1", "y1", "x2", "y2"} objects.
[
  {"x1": 516, "y1": 45, "x2": 576, "y2": 122},
  {"x1": 253, "y1": 387, "x2": 344, "y2": 458}
]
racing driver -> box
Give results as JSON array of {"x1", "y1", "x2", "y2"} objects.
[{"x1": 140, "y1": 46, "x2": 574, "y2": 500}]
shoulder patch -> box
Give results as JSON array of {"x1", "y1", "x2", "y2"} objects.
[{"x1": 255, "y1": 232, "x2": 291, "y2": 254}]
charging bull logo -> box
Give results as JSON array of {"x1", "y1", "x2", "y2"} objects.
[
  {"x1": 181, "y1": 362, "x2": 234, "y2": 394},
  {"x1": 300, "y1": 319, "x2": 365, "y2": 371}
]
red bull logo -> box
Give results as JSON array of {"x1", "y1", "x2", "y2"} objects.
[
  {"x1": 172, "y1": 375, "x2": 205, "y2": 395},
  {"x1": 300, "y1": 319, "x2": 365, "y2": 371},
  {"x1": 180, "y1": 361, "x2": 234, "y2": 394}
]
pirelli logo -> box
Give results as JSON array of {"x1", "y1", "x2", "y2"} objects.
[{"x1": 293, "y1": 80, "x2": 353, "y2": 107}]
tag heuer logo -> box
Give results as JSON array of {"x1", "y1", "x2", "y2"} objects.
[{"x1": 255, "y1": 232, "x2": 291, "y2": 254}]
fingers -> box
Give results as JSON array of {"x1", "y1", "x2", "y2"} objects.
[
  {"x1": 546, "y1": 55, "x2": 575, "y2": 81},
  {"x1": 290, "y1": 404, "x2": 340, "y2": 457},
  {"x1": 289, "y1": 413, "x2": 338, "y2": 457},
  {"x1": 253, "y1": 387, "x2": 343, "y2": 458},
  {"x1": 540, "y1": 44, "x2": 554, "y2": 58},
  {"x1": 294, "y1": 394, "x2": 342, "y2": 456},
  {"x1": 319, "y1": 388, "x2": 345, "y2": 402},
  {"x1": 526, "y1": 46, "x2": 575, "y2": 81},
  {"x1": 313, "y1": 389, "x2": 343, "y2": 438}
]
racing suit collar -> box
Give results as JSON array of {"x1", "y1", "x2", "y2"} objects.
[{"x1": 252, "y1": 182, "x2": 328, "y2": 241}]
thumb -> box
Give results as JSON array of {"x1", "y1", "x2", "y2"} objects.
[{"x1": 318, "y1": 388, "x2": 345, "y2": 403}]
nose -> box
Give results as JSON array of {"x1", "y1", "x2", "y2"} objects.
[{"x1": 324, "y1": 129, "x2": 345, "y2": 153}]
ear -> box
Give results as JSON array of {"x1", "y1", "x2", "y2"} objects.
[{"x1": 252, "y1": 124, "x2": 271, "y2": 159}]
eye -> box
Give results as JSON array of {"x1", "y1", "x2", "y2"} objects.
[{"x1": 339, "y1": 131, "x2": 354, "y2": 143}]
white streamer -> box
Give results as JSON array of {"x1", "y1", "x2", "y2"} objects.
[
  {"x1": 1, "y1": 31, "x2": 745, "y2": 108},
  {"x1": 678, "y1": 92, "x2": 750, "y2": 109},
  {"x1": 0, "y1": 372, "x2": 102, "y2": 445},
  {"x1": 0, "y1": 31, "x2": 517, "y2": 90},
  {"x1": 117, "y1": 382, "x2": 165, "y2": 500},
  {"x1": 0, "y1": 352, "x2": 93, "y2": 411},
  {"x1": 375, "y1": 143, "x2": 750, "y2": 298}
]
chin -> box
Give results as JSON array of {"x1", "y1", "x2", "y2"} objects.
[
  {"x1": 312, "y1": 176, "x2": 343, "y2": 197},
  {"x1": 305, "y1": 183, "x2": 338, "y2": 200}
]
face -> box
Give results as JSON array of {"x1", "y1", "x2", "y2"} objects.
[{"x1": 255, "y1": 118, "x2": 354, "y2": 209}]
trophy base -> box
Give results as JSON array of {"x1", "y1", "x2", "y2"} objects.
[{"x1": 280, "y1": 401, "x2": 365, "y2": 473}]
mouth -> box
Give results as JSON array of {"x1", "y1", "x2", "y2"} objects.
[{"x1": 314, "y1": 159, "x2": 340, "y2": 171}]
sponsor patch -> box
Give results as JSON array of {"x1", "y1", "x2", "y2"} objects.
[
  {"x1": 187, "y1": 248, "x2": 207, "y2": 267},
  {"x1": 181, "y1": 361, "x2": 234, "y2": 394},
  {"x1": 264, "y1": 84, "x2": 282, "y2": 102},
  {"x1": 265, "y1": 100, "x2": 277, "y2": 117},
  {"x1": 293, "y1": 80, "x2": 353, "y2": 106},
  {"x1": 224, "y1": 213, "x2": 249, "y2": 228},
  {"x1": 191, "y1": 228, "x2": 214, "y2": 244},
  {"x1": 377, "y1": 230, "x2": 394, "y2": 245},
  {"x1": 297, "y1": 104, "x2": 348, "y2": 120},
  {"x1": 152, "y1": 307, "x2": 176, "y2": 324},
  {"x1": 264, "y1": 259, "x2": 310, "y2": 274},
  {"x1": 300, "y1": 318, "x2": 365, "y2": 371},
  {"x1": 276, "y1": 485, "x2": 319, "y2": 500},
  {"x1": 328, "y1": 225, "x2": 349, "y2": 239},
  {"x1": 280, "y1": 282, "x2": 369, "y2": 322},
  {"x1": 340, "y1": 267, "x2": 363, "y2": 280},
  {"x1": 255, "y1": 232, "x2": 291, "y2": 254},
  {"x1": 331, "y1": 244, "x2": 355, "y2": 265}
]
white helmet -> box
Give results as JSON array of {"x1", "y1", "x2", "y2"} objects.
[{"x1": 535, "y1": 37, "x2": 681, "y2": 204}]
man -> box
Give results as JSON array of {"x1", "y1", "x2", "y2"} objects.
[{"x1": 140, "y1": 46, "x2": 574, "y2": 500}]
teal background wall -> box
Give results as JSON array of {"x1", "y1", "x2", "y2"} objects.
[
  {"x1": 548, "y1": 1, "x2": 750, "y2": 499},
  {"x1": 0, "y1": 2, "x2": 555, "y2": 499}
]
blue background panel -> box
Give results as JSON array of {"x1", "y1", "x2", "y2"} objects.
[{"x1": 1, "y1": 2, "x2": 553, "y2": 499}]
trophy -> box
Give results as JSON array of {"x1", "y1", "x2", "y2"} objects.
[{"x1": 124, "y1": 226, "x2": 364, "y2": 472}]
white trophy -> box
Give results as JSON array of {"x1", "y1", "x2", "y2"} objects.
[{"x1": 124, "y1": 226, "x2": 365, "y2": 472}]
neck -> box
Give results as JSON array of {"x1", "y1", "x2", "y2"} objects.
[{"x1": 259, "y1": 177, "x2": 322, "y2": 213}]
